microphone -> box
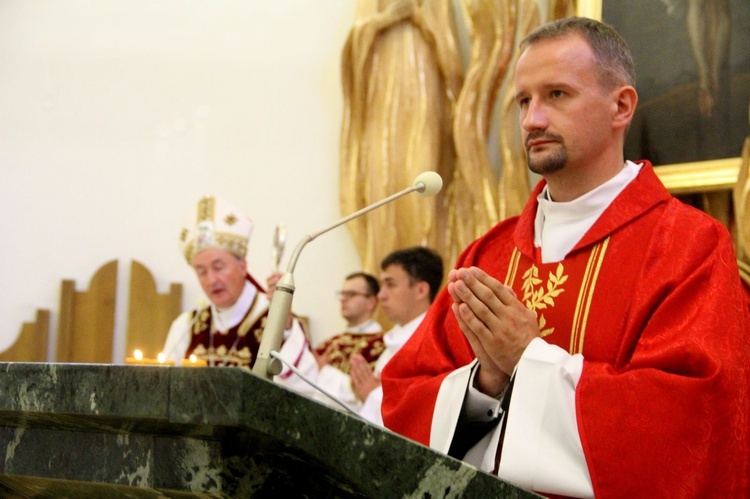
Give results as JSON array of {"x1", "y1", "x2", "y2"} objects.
[{"x1": 252, "y1": 171, "x2": 443, "y2": 380}]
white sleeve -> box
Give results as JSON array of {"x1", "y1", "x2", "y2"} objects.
[
  {"x1": 162, "y1": 311, "x2": 193, "y2": 362},
  {"x1": 429, "y1": 338, "x2": 593, "y2": 496},
  {"x1": 430, "y1": 361, "x2": 477, "y2": 453},
  {"x1": 358, "y1": 385, "x2": 384, "y2": 426},
  {"x1": 273, "y1": 320, "x2": 319, "y2": 399},
  {"x1": 498, "y1": 337, "x2": 593, "y2": 498},
  {"x1": 429, "y1": 360, "x2": 503, "y2": 473}
]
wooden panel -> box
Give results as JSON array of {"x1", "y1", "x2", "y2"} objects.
[
  {"x1": 126, "y1": 260, "x2": 183, "y2": 358},
  {"x1": 0, "y1": 309, "x2": 50, "y2": 362},
  {"x1": 56, "y1": 280, "x2": 75, "y2": 362},
  {"x1": 56, "y1": 260, "x2": 118, "y2": 363}
]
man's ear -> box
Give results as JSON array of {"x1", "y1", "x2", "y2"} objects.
[
  {"x1": 414, "y1": 280, "x2": 430, "y2": 302},
  {"x1": 366, "y1": 295, "x2": 378, "y2": 313},
  {"x1": 612, "y1": 85, "x2": 638, "y2": 130}
]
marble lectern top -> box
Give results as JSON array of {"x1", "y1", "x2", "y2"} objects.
[{"x1": 0, "y1": 362, "x2": 538, "y2": 498}]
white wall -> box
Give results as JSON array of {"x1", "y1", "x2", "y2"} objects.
[{"x1": 0, "y1": 1, "x2": 362, "y2": 360}]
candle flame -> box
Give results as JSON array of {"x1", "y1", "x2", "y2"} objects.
[
  {"x1": 134, "y1": 349, "x2": 143, "y2": 361},
  {"x1": 189, "y1": 354, "x2": 197, "y2": 363},
  {"x1": 157, "y1": 352, "x2": 166, "y2": 364}
]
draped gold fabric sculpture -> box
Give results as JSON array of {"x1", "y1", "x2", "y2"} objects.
[
  {"x1": 340, "y1": 0, "x2": 575, "y2": 272},
  {"x1": 732, "y1": 103, "x2": 750, "y2": 284}
]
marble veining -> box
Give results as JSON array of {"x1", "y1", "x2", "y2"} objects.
[
  {"x1": 4, "y1": 427, "x2": 24, "y2": 464},
  {"x1": 406, "y1": 461, "x2": 478, "y2": 499}
]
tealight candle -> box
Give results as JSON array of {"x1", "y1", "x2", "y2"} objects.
[
  {"x1": 125, "y1": 350, "x2": 174, "y2": 366},
  {"x1": 180, "y1": 354, "x2": 208, "y2": 367}
]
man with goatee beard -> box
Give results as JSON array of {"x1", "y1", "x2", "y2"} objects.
[{"x1": 382, "y1": 16, "x2": 750, "y2": 498}]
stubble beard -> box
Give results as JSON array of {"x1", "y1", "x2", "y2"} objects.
[{"x1": 527, "y1": 146, "x2": 568, "y2": 175}]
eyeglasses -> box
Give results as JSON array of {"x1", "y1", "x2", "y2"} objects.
[{"x1": 335, "y1": 290, "x2": 372, "y2": 299}]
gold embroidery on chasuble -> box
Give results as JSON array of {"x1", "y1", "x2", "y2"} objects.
[
  {"x1": 504, "y1": 238, "x2": 610, "y2": 355},
  {"x1": 186, "y1": 294, "x2": 265, "y2": 367},
  {"x1": 367, "y1": 340, "x2": 386, "y2": 370},
  {"x1": 521, "y1": 262, "x2": 568, "y2": 337},
  {"x1": 193, "y1": 307, "x2": 211, "y2": 335},
  {"x1": 318, "y1": 333, "x2": 386, "y2": 374}
]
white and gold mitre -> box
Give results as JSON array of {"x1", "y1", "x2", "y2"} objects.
[{"x1": 179, "y1": 196, "x2": 253, "y2": 263}]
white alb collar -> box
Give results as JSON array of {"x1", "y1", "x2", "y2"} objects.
[
  {"x1": 346, "y1": 319, "x2": 382, "y2": 334},
  {"x1": 385, "y1": 312, "x2": 426, "y2": 349},
  {"x1": 212, "y1": 280, "x2": 257, "y2": 331},
  {"x1": 533, "y1": 161, "x2": 642, "y2": 262}
]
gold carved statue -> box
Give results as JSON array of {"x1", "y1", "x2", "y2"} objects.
[{"x1": 340, "y1": 0, "x2": 574, "y2": 271}]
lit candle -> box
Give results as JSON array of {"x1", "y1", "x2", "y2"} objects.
[
  {"x1": 180, "y1": 354, "x2": 208, "y2": 367},
  {"x1": 125, "y1": 350, "x2": 175, "y2": 366}
]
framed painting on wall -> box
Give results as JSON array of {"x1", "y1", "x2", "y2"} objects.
[{"x1": 577, "y1": 0, "x2": 749, "y2": 195}]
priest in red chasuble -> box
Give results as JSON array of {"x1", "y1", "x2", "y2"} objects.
[{"x1": 381, "y1": 16, "x2": 750, "y2": 498}]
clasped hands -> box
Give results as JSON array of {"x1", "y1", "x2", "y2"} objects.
[
  {"x1": 350, "y1": 354, "x2": 380, "y2": 403},
  {"x1": 448, "y1": 267, "x2": 540, "y2": 398}
]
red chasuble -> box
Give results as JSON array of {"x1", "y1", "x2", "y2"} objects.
[{"x1": 382, "y1": 162, "x2": 750, "y2": 497}]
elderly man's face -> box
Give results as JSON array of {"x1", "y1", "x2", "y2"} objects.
[{"x1": 192, "y1": 248, "x2": 247, "y2": 309}]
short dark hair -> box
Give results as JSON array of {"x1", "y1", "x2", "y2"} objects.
[
  {"x1": 381, "y1": 246, "x2": 444, "y2": 302},
  {"x1": 520, "y1": 16, "x2": 635, "y2": 90},
  {"x1": 345, "y1": 271, "x2": 380, "y2": 296}
]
